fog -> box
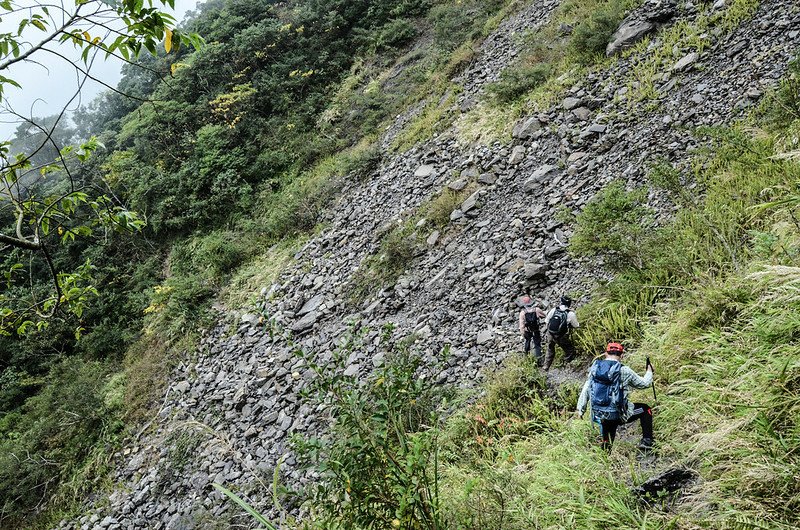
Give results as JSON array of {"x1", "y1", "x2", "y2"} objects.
[{"x1": 0, "y1": 0, "x2": 202, "y2": 140}]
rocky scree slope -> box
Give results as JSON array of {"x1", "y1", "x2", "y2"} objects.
[{"x1": 59, "y1": 1, "x2": 800, "y2": 528}]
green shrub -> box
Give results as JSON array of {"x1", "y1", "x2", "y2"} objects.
[
  {"x1": 569, "y1": 180, "x2": 656, "y2": 271},
  {"x1": 486, "y1": 63, "x2": 554, "y2": 104},
  {"x1": 440, "y1": 355, "x2": 556, "y2": 462},
  {"x1": 764, "y1": 57, "x2": 800, "y2": 129},
  {"x1": 424, "y1": 187, "x2": 473, "y2": 226},
  {"x1": 569, "y1": 0, "x2": 632, "y2": 63},
  {"x1": 294, "y1": 332, "x2": 450, "y2": 528},
  {"x1": 192, "y1": 231, "x2": 252, "y2": 278},
  {"x1": 0, "y1": 358, "x2": 119, "y2": 521},
  {"x1": 370, "y1": 18, "x2": 418, "y2": 53},
  {"x1": 428, "y1": 0, "x2": 505, "y2": 52},
  {"x1": 348, "y1": 219, "x2": 422, "y2": 304}
]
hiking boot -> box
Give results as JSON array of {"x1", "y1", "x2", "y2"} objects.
[{"x1": 637, "y1": 438, "x2": 654, "y2": 450}]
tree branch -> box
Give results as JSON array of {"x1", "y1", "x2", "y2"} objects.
[
  {"x1": 0, "y1": 231, "x2": 41, "y2": 250},
  {"x1": 38, "y1": 242, "x2": 61, "y2": 317},
  {"x1": 0, "y1": 8, "x2": 82, "y2": 72}
]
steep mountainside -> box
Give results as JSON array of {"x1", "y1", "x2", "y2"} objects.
[{"x1": 56, "y1": 0, "x2": 800, "y2": 528}]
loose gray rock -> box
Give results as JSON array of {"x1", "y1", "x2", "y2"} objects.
[
  {"x1": 476, "y1": 329, "x2": 493, "y2": 345},
  {"x1": 461, "y1": 190, "x2": 481, "y2": 213},
  {"x1": 298, "y1": 294, "x2": 324, "y2": 316},
  {"x1": 291, "y1": 311, "x2": 317, "y2": 332},
  {"x1": 524, "y1": 262, "x2": 549, "y2": 281},
  {"x1": 572, "y1": 107, "x2": 592, "y2": 121},
  {"x1": 447, "y1": 178, "x2": 468, "y2": 191},
  {"x1": 672, "y1": 52, "x2": 699, "y2": 72},
  {"x1": 240, "y1": 313, "x2": 259, "y2": 326},
  {"x1": 461, "y1": 167, "x2": 480, "y2": 179},
  {"x1": 414, "y1": 164, "x2": 436, "y2": 178},
  {"x1": 523, "y1": 164, "x2": 557, "y2": 192},
  {"x1": 562, "y1": 97, "x2": 583, "y2": 110},
  {"x1": 508, "y1": 145, "x2": 527, "y2": 165},
  {"x1": 606, "y1": 20, "x2": 656, "y2": 56},
  {"x1": 478, "y1": 172, "x2": 496, "y2": 185},
  {"x1": 512, "y1": 116, "x2": 542, "y2": 139}
]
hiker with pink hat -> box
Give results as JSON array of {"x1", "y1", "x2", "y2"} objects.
[{"x1": 518, "y1": 295, "x2": 546, "y2": 364}]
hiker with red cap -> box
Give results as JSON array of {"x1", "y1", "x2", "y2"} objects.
[
  {"x1": 575, "y1": 342, "x2": 655, "y2": 451},
  {"x1": 518, "y1": 295, "x2": 545, "y2": 363}
]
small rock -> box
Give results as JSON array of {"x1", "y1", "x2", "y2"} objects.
[
  {"x1": 671, "y1": 52, "x2": 699, "y2": 72},
  {"x1": 508, "y1": 145, "x2": 526, "y2": 165},
  {"x1": 572, "y1": 107, "x2": 592, "y2": 121},
  {"x1": 476, "y1": 329, "x2": 493, "y2": 345},
  {"x1": 447, "y1": 178, "x2": 468, "y2": 191},
  {"x1": 512, "y1": 116, "x2": 542, "y2": 139},
  {"x1": 461, "y1": 167, "x2": 479, "y2": 179},
  {"x1": 524, "y1": 262, "x2": 549, "y2": 280},
  {"x1": 461, "y1": 191, "x2": 481, "y2": 213},
  {"x1": 567, "y1": 151, "x2": 588, "y2": 163},
  {"x1": 478, "y1": 172, "x2": 496, "y2": 185},
  {"x1": 563, "y1": 97, "x2": 582, "y2": 110},
  {"x1": 240, "y1": 313, "x2": 259, "y2": 326},
  {"x1": 291, "y1": 311, "x2": 317, "y2": 332},
  {"x1": 298, "y1": 294, "x2": 324, "y2": 316},
  {"x1": 414, "y1": 164, "x2": 435, "y2": 178}
]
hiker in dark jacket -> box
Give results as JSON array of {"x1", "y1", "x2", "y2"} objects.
[
  {"x1": 518, "y1": 295, "x2": 546, "y2": 363},
  {"x1": 542, "y1": 295, "x2": 579, "y2": 370},
  {"x1": 575, "y1": 342, "x2": 654, "y2": 451}
]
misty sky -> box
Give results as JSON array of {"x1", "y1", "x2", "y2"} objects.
[{"x1": 0, "y1": 0, "x2": 202, "y2": 140}]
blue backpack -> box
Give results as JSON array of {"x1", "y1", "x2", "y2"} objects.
[{"x1": 590, "y1": 359, "x2": 625, "y2": 421}]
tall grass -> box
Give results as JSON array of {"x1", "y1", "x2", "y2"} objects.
[
  {"x1": 435, "y1": 75, "x2": 800, "y2": 527},
  {"x1": 431, "y1": 120, "x2": 800, "y2": 528}
]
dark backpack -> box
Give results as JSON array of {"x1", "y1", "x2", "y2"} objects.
[
  {"x1": 590, "y1": 359, "x2": 625, "y2": 421},
  {"x1": 524, "y1": 310, "x2": 539, "y2": 330},
  {"x1": 547, "y1": 308, "x2": 570, "y2": 335}
]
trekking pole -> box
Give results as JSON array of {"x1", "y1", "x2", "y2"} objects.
[{"x1": 646, "y1": 356, "x2": 657, "y2": 402}]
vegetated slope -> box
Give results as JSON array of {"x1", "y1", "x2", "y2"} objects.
[
  {"x1": 56, "y1": 0, "x2": 800, "y2": 529},
  {"x1": 1, "y1": 0, "x2": 518, "y2": 527}
]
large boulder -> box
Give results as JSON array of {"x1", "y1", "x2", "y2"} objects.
[
  {"x1": 606, "y1": 0, "x2": 677, "y2": 56},
  {"x1": 512, "y1": 116, "x2": 543, "y2": 139},
  {"x1": 606, "y1": 20, "x2": 656, "y2": 56}
]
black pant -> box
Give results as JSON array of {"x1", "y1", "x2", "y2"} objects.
[
  {"x1": 599, "y1": 402, "x2": 653, "y2": 450},
  {"x1": 543, "y1": 331, "x2": 576, "y2": 370},
  {"x1": 523, "y1": 328, "x2": 542, "y2": 361}
]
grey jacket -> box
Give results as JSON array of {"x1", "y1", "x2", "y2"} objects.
[{"x1": 577, "y1": 360, "x2": 652, "y2": 421}]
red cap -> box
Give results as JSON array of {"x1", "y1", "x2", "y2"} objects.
[{"x1": 606, "y1": 342, "x2": 624, "y2": 354}]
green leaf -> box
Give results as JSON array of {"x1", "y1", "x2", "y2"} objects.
[
  {"x1": 0, "y1": 74, "x2": 21, "y2": 89},
  {"x1": 212, "y1": 483, "x2": 278, "y2": 530},
  {"x1": 17, "y1": 320, "x2": 33, "y2": 335}
]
